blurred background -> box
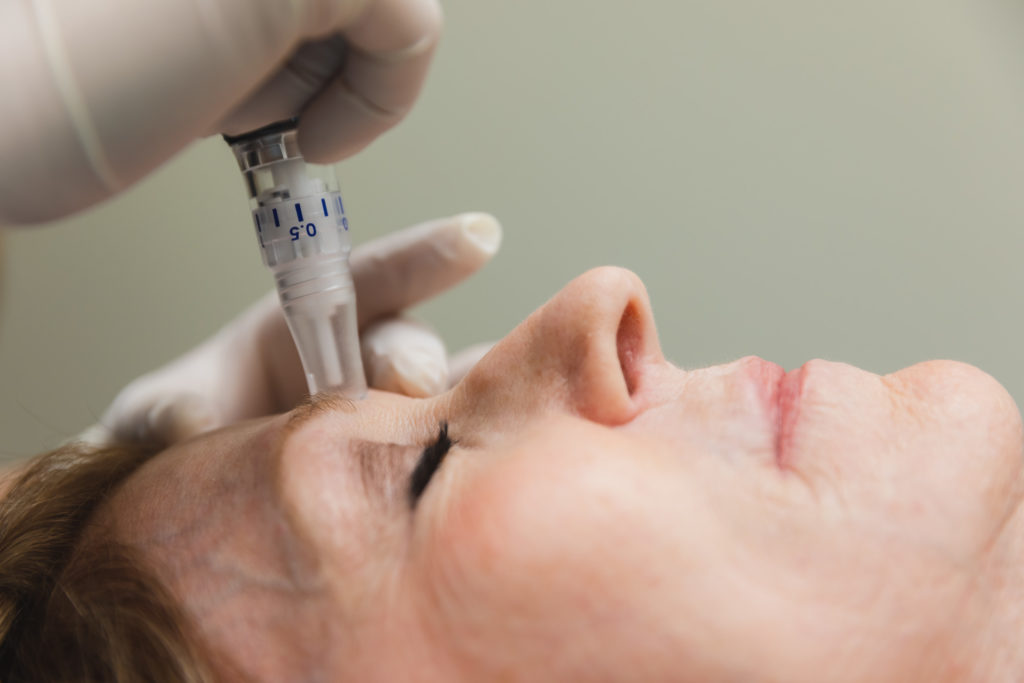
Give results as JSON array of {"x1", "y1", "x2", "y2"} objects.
[{"x1": 3, "y1": 0, "x2": 1024, "y2": 461}]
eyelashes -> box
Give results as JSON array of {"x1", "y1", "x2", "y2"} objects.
[{"x1": 408, "y1": 423, "x2": 453, "y2": 507}]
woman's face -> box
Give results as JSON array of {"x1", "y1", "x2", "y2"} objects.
[{"x1": 99, "y1": 268, "x2": 1024, "y2": 682}]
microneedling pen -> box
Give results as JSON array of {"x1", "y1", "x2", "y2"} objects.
[{"x1": 224, "y1": 119, "x2": 367, "y2": 399}]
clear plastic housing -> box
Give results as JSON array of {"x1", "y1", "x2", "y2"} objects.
[{"x1": 228, "y1": 126, "x2": 367, "y2": 399}]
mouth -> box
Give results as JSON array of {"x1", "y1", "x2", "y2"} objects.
[
  {"x1": 775, "y1": 365, "x2": 808, "y2": 469},
  {"x1": 736, "y1": 356, "x2": 806, "y2": 468}
]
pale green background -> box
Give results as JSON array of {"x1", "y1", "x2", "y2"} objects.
[{"x1": 3, "y1": 0, "x2": 1024, "y2": 461}]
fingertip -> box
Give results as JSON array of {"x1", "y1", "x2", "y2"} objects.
[
  {"x1": 350, "y1": 212, "x2": 502, "y2": 322},
  {"x1": 341, "y1": 0, "x2": 443, "y2": 53},
  {"x1": 362, "y1": 319, "x2": 450, "y2": 397},
  {"x1": 366, "y1": 350, "x2": 450, "y2": 398},
  {"x1": 389, "y1": 347, "x2": 449, "y2": 397},
  {"x1": 296, "y1": 0, "x2": 443, "y2": 163},
  {"x1": 298, "y1": 108, "x2": 383, "y2": 164},
  {"x1": 458, "y1": 212, "x2": 502, "y2": 260}
]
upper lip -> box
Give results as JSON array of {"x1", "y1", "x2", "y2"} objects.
[
  {"x1": 736, "y1": 356, "x2": 805, "y2": 468},
  {"x1": 775, "y1": 365, "x2": 807, "y2": 469}
]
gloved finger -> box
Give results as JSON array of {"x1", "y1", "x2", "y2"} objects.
[
  {"x1": 214, "y1": 35, "x2": 348, "y2": 139},
  {"x1": 83, "y1": 302, "x2": 286, "y2": 447},
  {"x1": 80, "y1": 209, "x2": 499, "y2": 447},
  {"x1": 352, "y1": 212, "x2": 502, "y2": 326},
  {"x1": 265, "y1": 211, "x2": 501, "y2": 406},
  {"x1": 80, "y1": 390, "x2": 221, "y2": 448},
  {"x1": 299, "y1": 0, "x2": 443, "y2": 162},
  {"x1": 361, "y1": 316, "x2": 448, "y2": 398},
  {"x1": 447, "y1": 342, "x2": 495, "y2": 388},
  {"x1": 125, "y1": 393, "x2": 222, "y2": 445},
  {"x1": 3, "y1": 0, "x2": 440, "y2": 224}
]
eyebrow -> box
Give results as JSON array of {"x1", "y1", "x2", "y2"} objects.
[
  {"x1": 278, "y1": 393, "x2": 420, "y2": 508},
  {"x1": 270, "y1": 394, "x2": 417, "y2": 563},
  {"x1": 281, "y1": 392, "x2": 356, "y2": 439}
]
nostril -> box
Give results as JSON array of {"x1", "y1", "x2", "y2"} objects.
[
  {"x1": 538, "y1": 267, "x2": 659, "y2": 424},
  {"x1": 616, "y1": 303, "x2": 642, "y2": 396}
]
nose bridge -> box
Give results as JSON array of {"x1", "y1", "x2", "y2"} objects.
[{"x1": 454, "y1": 268, "x2": 661, "y2": 428}]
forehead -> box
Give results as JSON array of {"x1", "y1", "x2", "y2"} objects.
[
  {"x1": 99, "y1": 392, "x2": 434, "y2": 535},
  {"x1": 99, "y1": 391, "x2": 448, "y2": 579},
  {"x1": 270, "y1": 395, "x2": 442, "y2": 562},
  {"x1": 96, "y1": 414, "x2": 289, "y2": 551}
]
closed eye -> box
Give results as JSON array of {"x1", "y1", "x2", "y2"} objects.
[{"x1": 408, "y1": 423, "x2": 453, "y2": 507}]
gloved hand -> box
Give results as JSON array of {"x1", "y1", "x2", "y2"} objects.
[
  {"x1": 81, "y1": 212, "x2": 499, "y2": 447},
  {"x1": 0, "y1": 0, "x2": 441, "y2": 224}
]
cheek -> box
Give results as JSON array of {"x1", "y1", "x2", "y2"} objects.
[{"x1": 405, "y1": 427, "x2": 702, "y2": 677}]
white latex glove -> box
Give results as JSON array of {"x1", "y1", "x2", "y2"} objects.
[
  {"x1": 0, "y1": 0, "x2": 442, "y2": 224},
  {"x1": 81, "y1": 212, "x2": 500, "y2": 446}
]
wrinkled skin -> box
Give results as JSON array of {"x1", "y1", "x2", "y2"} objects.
[{"x1": 98, "y1": 268, "x2": 1024, "y2": 682}]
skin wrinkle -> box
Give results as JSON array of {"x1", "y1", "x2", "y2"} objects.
[{"x1": 354, "y1": 439, "x2": 420, "y2": 509}]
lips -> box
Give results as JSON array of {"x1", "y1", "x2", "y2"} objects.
[
  {"x1": 736, "y1": 356, "x2": 805, "y2": 468},
  {"x1": 775, "y1": 365, "x2": 807, "y2": 468},
  {"x1": 736, "y1": 356, "x2": 785, "y2": 414}
]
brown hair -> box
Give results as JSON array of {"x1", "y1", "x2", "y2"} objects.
[{"x1": 0, "y1": 441, "x2": 212, "y2": 682}]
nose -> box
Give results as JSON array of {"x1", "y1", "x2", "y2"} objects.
[{"x1": 456, "y1": 267, "x2": 662, "y2": 425}]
